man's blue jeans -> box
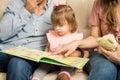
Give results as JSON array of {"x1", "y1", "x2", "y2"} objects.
[
  {"x1": 0, "y1": 52, "x2": 38, "y2": 80},
  {"x1": 84, "y1": 51, "x2": 118, "y2": 80}
]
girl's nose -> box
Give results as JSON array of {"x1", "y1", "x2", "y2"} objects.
[{"x1": 55, "y1": 26, "x2": 60, "y2": 31}]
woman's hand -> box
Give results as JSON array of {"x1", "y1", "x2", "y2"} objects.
[
  {"x1": 53, "y1": 40, "x2": 80, "y2": 57},
  {"x1": 100, "y1": 45, "x2": 120, "y2": 65}
]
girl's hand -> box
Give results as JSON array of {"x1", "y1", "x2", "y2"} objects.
[
  {"x1": 74, "y1": 68, "x2": 83, "y2": 73},
  {"x1": 100, "y1": 45, "x2": 120, "y2": 65},
  {"x1": 53, "y1": 40, "x2": 80, "y2": 57}
]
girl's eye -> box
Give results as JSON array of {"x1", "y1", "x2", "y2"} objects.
[{"x1": 59, "y1": 24, "x2": 63, "y2": 26}]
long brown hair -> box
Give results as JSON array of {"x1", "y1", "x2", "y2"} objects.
[
  {"x1": 51, "y1": 5, "x2": 78, "y2": 33},
  {"x1": 100, "y1": 0, "x2": 118, "y2": 33}
]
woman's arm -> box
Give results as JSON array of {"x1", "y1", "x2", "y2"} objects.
[
  {"x1": 54, "y1": 26, "x2": 100, "y2": 56},
  {"x1": 78, "y1": 24, "x2": 101, "y2": 48}
]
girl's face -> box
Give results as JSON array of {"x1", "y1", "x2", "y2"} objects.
[{"x1": 54, "y1": 23, "x2": 71, "y2": 36}]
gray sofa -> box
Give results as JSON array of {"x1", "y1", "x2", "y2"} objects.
[{"x1": 0, "y1": 0, "x2": 95, "y2": 80}]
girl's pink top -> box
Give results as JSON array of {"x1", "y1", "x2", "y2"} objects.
[
  {"x1": 46, "y1": 30, "x2": 83, "y2": 52},
  {"x1": 88, "y1": 0, "x2": 120, "y2": 36}
]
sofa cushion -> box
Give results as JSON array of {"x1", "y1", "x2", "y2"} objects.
[
  {"x1": 67, "y1": 0, "x2": 95, "y2": 38},
  {"x1": 0, "y1": 73, "x2": 6, "y2": 80},
  {"x1": 44, "y1": 71, "x2": 88, "y2": 80},
  {"x1": 0, "y1": 72, "x2": 88, "y2": 80}
]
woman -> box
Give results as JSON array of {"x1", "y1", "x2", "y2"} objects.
[{"x1": 54, "y1": 0, "x2": 120, "y2": 80}]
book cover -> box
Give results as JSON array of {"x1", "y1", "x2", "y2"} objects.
[{"x1": 1, "y1": 46, "x2": 89, "y2": 69}]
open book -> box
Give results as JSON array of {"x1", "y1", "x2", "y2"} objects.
[{"x1": 1, "y1": 46, "x2": 89, "y2": 69}]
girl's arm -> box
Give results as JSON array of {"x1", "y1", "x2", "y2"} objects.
[
  {"x1": 45, "y1": 43, "x2": 50, "y2": 52},
  {"x1": 83, "y1": 50, "x2": 89, "y2": 58}
]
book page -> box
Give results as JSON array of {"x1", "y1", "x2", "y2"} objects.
[
  {"x1": 46, "y1": 55, "x2": 89, "y2": 69},
  {"x1": 2, "y1": 46, "x2": 89, "y2": 69},
  {"x1": 2, "y1": 46, "x2": 51, "y2": 62}
]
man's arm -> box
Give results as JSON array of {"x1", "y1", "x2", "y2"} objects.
[{"x1": 0, "y1": 0, "x2": 31, "y2": 41}]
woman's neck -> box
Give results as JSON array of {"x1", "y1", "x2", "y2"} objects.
[{"x1": 34, "y1": 0, "x2": 47, "y2": 16}]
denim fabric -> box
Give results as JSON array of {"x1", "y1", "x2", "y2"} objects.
[
  {"x1": 84, "y1": 51, "x2": 117, "y2": 80},
  {"x1": 117, "y1": 66, "x2": 120, "y2": 80},
  {"x1": 0, "y1": 52, "x2": 38, "y2": 80}
]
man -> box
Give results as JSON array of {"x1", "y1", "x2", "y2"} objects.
[{"x1": 0, "y1": 0, "x2": 58, "y2": 80}]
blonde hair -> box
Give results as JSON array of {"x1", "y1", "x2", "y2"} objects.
[
  {"x1": 100, "y1": 0, "x2": 118, "y2": 33},
  {"x1": 51, "y1": 5, "x2": 78, "y2": 33}
]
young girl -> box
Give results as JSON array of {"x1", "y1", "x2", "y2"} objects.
[{"x1": 32, "y1": 5, "x2": 89, "y2": 80}]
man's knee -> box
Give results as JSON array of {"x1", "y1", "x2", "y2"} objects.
[
  {"x1": 8, "y1": 57, "x2": 32, "y2": 72},
  {"x1": 7, "y1": 57, "x2": 33, "y2": 79}
]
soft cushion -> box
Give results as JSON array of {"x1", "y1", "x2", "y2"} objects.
[
  {"x1": 44, "y1": 71, "x2": 88, "y2": 80},
  {"x1": 67, "y1": 0, "x2": 95, "y2": 38}
]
